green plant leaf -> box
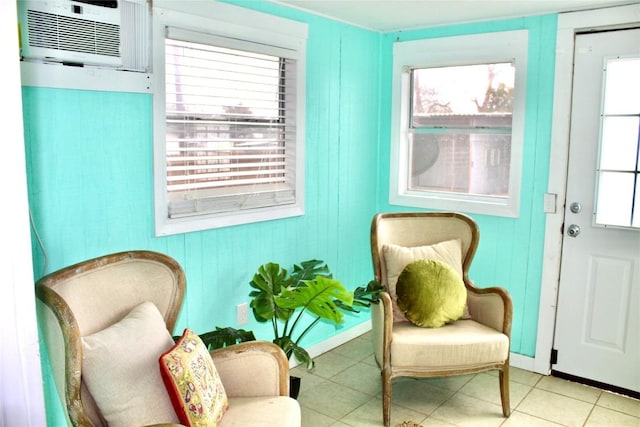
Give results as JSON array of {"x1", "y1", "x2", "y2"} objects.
[
  {"x1": 275, "y1": 336, "x2": 315, "y2": 370},
  {"x1": 289, "y1": 259, "x2": 332, "y2": 287},
  {"x1": 352, "y1": 280, "x2": 386, "y2": 306},
  {"x1": 275, "y1": 276, "x2": 354, "y2": 324},
  {"x1": 249, "y1": 262, "x2": 294, "y2": 322},
  {"x1": 174, "y1": 327, "x2": 256, "y2": 350}
]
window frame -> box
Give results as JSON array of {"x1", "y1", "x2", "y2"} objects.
[
  {"x1": 389, "y1": 30, "x2": 529, "y2": 217},
  {"x1": 152, "y1": 5, "x2": 307, "y2": 236}
]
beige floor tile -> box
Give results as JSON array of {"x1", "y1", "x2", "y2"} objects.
[
  {"x1": 536, "y1": 375, "x2": 602, "y2": 403},
  {"x1": 330, "y1": 421, "x2": 354, "y2": 427},
  {"x1": 510, "y1": 367, "x2": 544, "y2": 387},
  {"x1": 298, "y1": 380, "x2": 371, "y2": 419},
  {"x1": 362, "y1": 353, "x2": 379, "y2": 368},
  {"x1": 418, "y1": 373, "x2": 475, "y2": 392},
  {"x1": 300, "y1": 406, "x2": 338, "y2": 426},
  {"x1": 457, "y1": 372, "x2": 532, "y2": 409},
  {"x1": 584, "y1": 405, "x2": 640, "y2": 426},
  {"x1": 501, "y1": 411, "x2": 564, "y2": 426},
  {"x1": 419, "y1": 417, "x2": 458, "y2": 426},
  {"x1": 312, "y1": 351, "x2": 361, "y2": 378},
  {"x1": 290, "y1": 370, "x2": 328, "y2": 395},
  {"x1": 517, "y1": 388, "x2": 594, "y2": 426},
  {"x1": 429, "y1": 393, "x2": 507, "y2": 427},
  {"x1": 485, "y1": 366, "x2": 542, "y2": 387},
  {"x1": 340, "y1": 397, "x2": 427, "y2": 427},
  {"x1": 331, "y1": 335, "x2": 374, "y2": 361},
  {"x1": 596, "y1": 391, "x2": 640, "y2": 417},
  {"x1": 330, "y1": 361, "x2": 381, "y2": 396},
  {"x1": 391, "y1": 377, "x2": 455, "y2": 415}
]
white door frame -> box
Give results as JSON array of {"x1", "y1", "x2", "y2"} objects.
[
  {"x1": 0, "y1": 1, "x2": 47, "y2": 426},
  {"x1": 535, "y1": 3, "x2": 640, "y2": 375}
]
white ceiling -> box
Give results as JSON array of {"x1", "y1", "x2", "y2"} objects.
[{"x1": 271, "y1": 0, "x2": 636, "y2": 31}]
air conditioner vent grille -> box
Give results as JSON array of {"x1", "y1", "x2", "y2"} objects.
[{"x1": 27, "y1": 10, "x2": 120, "y2": 58}]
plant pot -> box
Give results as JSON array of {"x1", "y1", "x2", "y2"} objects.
[{"x1": 289, "y1": 375, "x2": 301, "y2": 399}]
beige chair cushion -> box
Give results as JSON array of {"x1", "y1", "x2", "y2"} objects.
[
  {"x1": 390, "y1": 319, "x2": 509, "y2": 369},
  {"x1": 382, "y1": 239, "x2": 464, "y2": 322},
  {"x1": 220, "y1": 396, "x2": 301, "y2": 427},
  {"x1": 81, "y1": 301, "x2": 180, "y2": 427}
]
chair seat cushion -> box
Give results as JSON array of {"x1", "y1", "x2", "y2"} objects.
[
  {"x1": 391, "y1": 319, "x2": 509, "y2": 369},
  {"x1": 219, "y1": 396, "x2": 301, "y2": 427}
]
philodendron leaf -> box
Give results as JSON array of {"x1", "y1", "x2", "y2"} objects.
[
  {"x1": 275, "y1": 336, "x2": 315, "y2": 370},
  {"x1": 290, "y1": 259, "x2": 332, "y2": 288},
  {"x1": 249, "y1": 262, "x2": 293, "y2": 322},
  {"x1": 276, "y1": 276, "x2": 354, "y2": 324},
  {"x1": 197, "y1": 327, "x2": 256, "y2": 350}
]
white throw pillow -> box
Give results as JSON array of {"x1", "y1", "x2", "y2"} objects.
[{"x1": 81, "y1": 301, "x2": 180, "y2": 427}]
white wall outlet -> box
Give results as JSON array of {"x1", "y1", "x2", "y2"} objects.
[{"x1": 237, "y1": 302, "x2": 249, "y2": 326}]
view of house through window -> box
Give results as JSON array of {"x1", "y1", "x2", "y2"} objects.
[
  {"x1": 409, "y1": 62, "x2": 515, "y2": 198},
  {"x1": 595, "y1": 57, "x2": 640, "y2": 228},
  {"x1": 164, "y1": 36, "x2": 297, "y2": 219}
]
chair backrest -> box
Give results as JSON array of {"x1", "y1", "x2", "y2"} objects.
[
  {"x1": 371, "y1": 212, "x2": 479, "y2": 286},
  {"x1": 35, "y1": 250, "x2": 185, "y2": 427}
]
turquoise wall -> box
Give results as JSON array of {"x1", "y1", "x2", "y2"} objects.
[
  {"x1": 24, "y1": 2, "x2": 380, "y2": 423},
  {"x1": 23, "y1": 0, "x2": 557, "y2": 424},
  {"x1": 377, "y1": 15, "x2": 558, "y2": 356}
]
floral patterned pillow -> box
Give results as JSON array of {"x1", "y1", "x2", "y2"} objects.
[{"x1": 160, "y1": 329, "x2": 229, "y2": 426}]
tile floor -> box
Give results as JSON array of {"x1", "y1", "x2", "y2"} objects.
[{"x1": 291, "y1": 332, "x2": 640, "y2": 427}]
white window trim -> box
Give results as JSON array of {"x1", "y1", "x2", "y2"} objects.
[
  {"x1": 389, "y1": 30, "x2": 528, "y2": 218},
  {"x1": 152, "y1": 4, "x2": 307, "y2": 236}
]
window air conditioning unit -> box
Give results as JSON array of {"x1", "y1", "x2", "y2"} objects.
[{"x1": 17, "y1": 0, "x2": 149, "y2": 72}]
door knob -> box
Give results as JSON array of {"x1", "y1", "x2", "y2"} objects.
[{"x1": 567, "y1": 224, "x2": 581, "y2": 237}]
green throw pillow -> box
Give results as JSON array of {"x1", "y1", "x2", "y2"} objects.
[{"x1": 396, "y1": 259, "x2": 467, "y2": 328}]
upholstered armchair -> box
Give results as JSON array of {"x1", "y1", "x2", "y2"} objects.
[
  {"x1": 370, "y1": 212, "x2": 512, "y2": 426},
  {"x1": 36, "y1": 250, "x2": 300, "y2": 427}
]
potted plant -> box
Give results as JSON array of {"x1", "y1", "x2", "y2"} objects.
[{"x1": 248, "y1": 259, "x2": 383, "y2": 370}]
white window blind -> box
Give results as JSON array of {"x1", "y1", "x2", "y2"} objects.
[{"x1": 164, "y1": 27, "x2": 299, "y2": 219}]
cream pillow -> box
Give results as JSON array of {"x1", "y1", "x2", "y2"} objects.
[
  {"x1": 382, "y1": 239, "x2": 466, "y2": 322},
  {"x1": 81, "y1": 301, "x2": 180, "y2": 427}
]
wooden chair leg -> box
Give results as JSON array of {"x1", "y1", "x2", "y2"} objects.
[
  {"x1": 499, "y1": 365, "x2": 511, "y2": 417},
  {"x1": 382, "y1": 369, "x2": 392, "y2": 427}
]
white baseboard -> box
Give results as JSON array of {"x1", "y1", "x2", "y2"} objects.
[
  {"x1": 509, "y1": 352, "x2": 536, "y2": 372},
  {"x1": 291, "y1": 320, "x2": 540, "y2": 376}
]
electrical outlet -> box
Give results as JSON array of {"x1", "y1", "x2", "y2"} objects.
[{"x1": 237, "y1": 302, "x2": 249, "y2": 326}]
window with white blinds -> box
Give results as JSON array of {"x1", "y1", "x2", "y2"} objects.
[{"x1": 153, "y1": 7, "x2": 307, "y2": 235}]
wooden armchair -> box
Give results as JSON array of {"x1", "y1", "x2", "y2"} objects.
[
  {"x1": 36, "y1": 250, "x2": 300, "y2": 427},
  {"x1": 370, "y1": 212, "x2": 512, "y2": 426}
]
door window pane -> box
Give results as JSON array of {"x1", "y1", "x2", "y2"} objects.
[
  {"x1": 600, "y1": 116, "x2": 639, "y2": 171},
  {"x1": 594, "y1": 57, "x2": 640, "y2": 228},
  {"x1": 596, "y1": 172, "x2": 635, "y2": 227},
  {"x1": 603, "y1": 58, "x2": 640, "y2": 114}
]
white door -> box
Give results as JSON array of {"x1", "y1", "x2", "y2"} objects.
[{"x1": 553, "y1": 29, "x2": 640, "y2": 393}]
